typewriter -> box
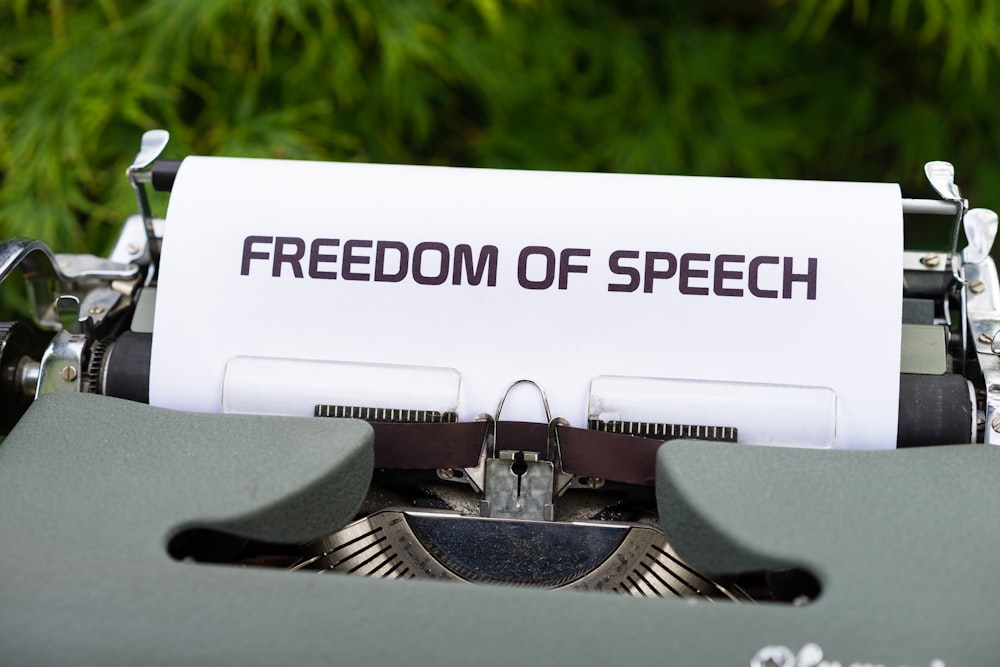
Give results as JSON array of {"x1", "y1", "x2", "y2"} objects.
[{"x1": 1, "y1": 131, "x2": 998, "y2": 667}]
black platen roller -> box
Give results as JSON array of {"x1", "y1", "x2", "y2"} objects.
[
  {"x1": 102, "y1": 332, "x2": 152, "y2": 403},
  {"x1": 897, "y1": 373, "x2": 974, "y2": 447},
  {"x1": 90, "y1": 331, "x2": 978, "y2": 447},
  {"x1": 151, "y1": 159, "x2": 183, "y2": 192}
]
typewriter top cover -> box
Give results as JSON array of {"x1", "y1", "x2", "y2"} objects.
[{"x1": 0, "y1": 130, "x2": 998, "y2": 666}]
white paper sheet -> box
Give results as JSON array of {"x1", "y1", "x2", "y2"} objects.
[{"x1": 150, "y1": 156, "x2": 903, "y2": 449}]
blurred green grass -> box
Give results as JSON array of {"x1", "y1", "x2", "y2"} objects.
[{"x1": 2, "y1": 0, "x2": 999, "y2": 318}]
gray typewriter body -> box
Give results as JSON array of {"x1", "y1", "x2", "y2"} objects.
[{"x1": 1, "y1": 132, "x2": 998, "y2": 666}]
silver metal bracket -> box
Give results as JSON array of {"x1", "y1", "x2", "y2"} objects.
[
  {"x1": 0, "y1": 238, "x2": 138, "y2": 330},
  {"x1": 109, "y1": 214, "x2": 166, "y2": 267},
  {"x1": 966, "y1": 257, "x2": 1000, "y2": 444},
  {"x1": 480, "y1": 451, "x2": 555, "y2": 521},
  {"x1": 469, "y1": 380, "x2": 575, "y2": 521},
  {"x1": 919, "y1": 162, "x2": 1000, "y2": 374},
  {"x1": 36, "y1": 296, "x2": 87, "y2": 397}
]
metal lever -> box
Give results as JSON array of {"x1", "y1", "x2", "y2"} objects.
[
  {"x1": 55, "y1": 295, "x2": 82, "y2": 335},
  {"x1": 127, "y1": 129, "x2": 170, "y2": 274},
  {"x1": 923, "y1": 161, "x2": 972, "y2": 369},
  {"x1": 962, "y1": 208, "x2": 999, "y2": 265},
  {"x1": 924, "y1": 160, "x2": 968, "y2": 283}
]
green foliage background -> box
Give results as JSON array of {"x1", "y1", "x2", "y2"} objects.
[{"x1": 2, "y1": 0, "x2": 1000, "y2": 311}]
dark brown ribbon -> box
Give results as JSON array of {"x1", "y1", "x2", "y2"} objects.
[{"x1": 370, "y1": 420, "x2": 663, "y2": 486}]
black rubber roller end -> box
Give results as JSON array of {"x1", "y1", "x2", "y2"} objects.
[
  {"x1": 0, "y1": 321, "x2": 52, "y2": 435},
  {"x1": 102, "y1": 332, "x2": 152, "y2": 403},
  {"x1": 151, "y1": 159, "x2": 183, "y2": 192},
  {"x1": 897, "y1": 374, "x2": 975, "y2": 447}
]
